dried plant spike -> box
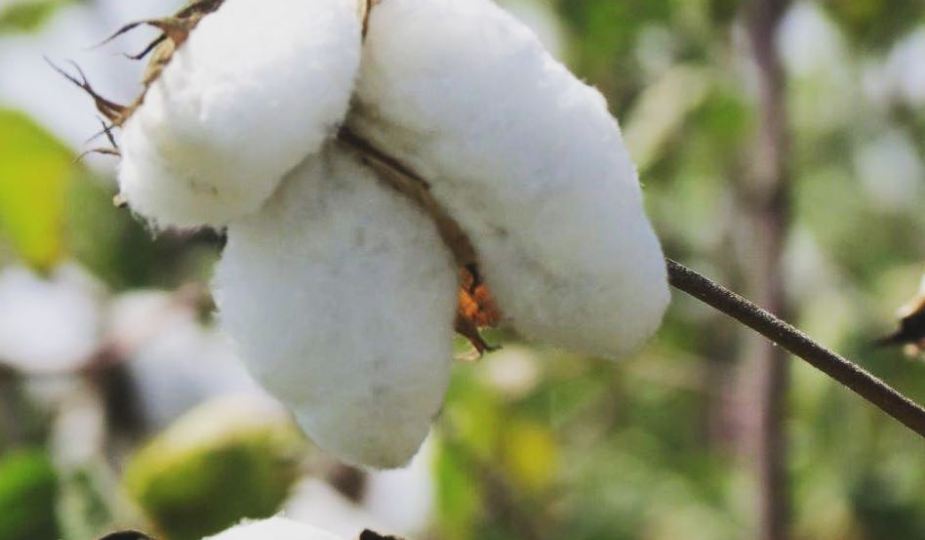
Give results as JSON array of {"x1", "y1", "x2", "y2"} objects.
[
  {"x1": 46, "y1": 58, "x2": 129, "y2": 124},
  {"x1": 74, "y1": 148, "x2": 121, "y2": 164},
  {"x1": 350, "y1": 0, "x2": 670, "y2": 359},
  {"x1": 214, "y1": 147, "x2": 457, "y2": 469},
  {"x1": 117, "y1": 0, "x2": 363, "y2": 229},
  {"x1": 175, "y1": 0, "x2": 227, "y2": 19},
  {"x1": 145, "y1": 17, "x2": 198, "y2": 47},
  {"x1": 360, "y1": 0, "x2": 380, "y2": 37},
  {"x1": 125, "y1": 35, "x2": 167, "y2": 62},
  {"x1": 94, "y1": 20, "x2": 149, "y2": 49},
  {"x1": 83, "y1": 117, "x2": 120, "y2": 149},
  {"x1": 96, "y1": 0, "x2": 225, "y2": 50},
  {"x1": 100, "y1": 119, "x2": 119, "y2": 150}
]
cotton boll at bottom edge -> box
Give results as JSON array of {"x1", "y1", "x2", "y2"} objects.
[
  {"x1": 214, "y1": 145, "x2": 458, "y2": 469},
  {"x1": 118, "y1": 0, "x2": 362, "y2": 229},
  {"x1": 350, "y1": 0, "x2": 670, "y2": 359},
  {"x1": 204, "y1": 517, "x2": 343, "y2": 540}
]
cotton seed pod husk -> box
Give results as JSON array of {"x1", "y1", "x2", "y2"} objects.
[
  {"x1": 118, "y1": 0, "x2": 362, "y2": 229},
  {"x1": 122, "y1": 397, "x2": 305, "y2": 540},
  {"x1": 204, "y1": 517, "x2": 344, "y2": 540},
  {"x1": 214, "y1": 145, "x2": 458, "y2": 469},
  {"x1": 349, "y1": 0, "x2": 670, "y2": 359}
]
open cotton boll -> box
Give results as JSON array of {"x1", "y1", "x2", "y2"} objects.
[
  {"x1": 118, "y1": 0, "x2": 362, "y2": 229},
  {"x1": 204, "y1": 517, "x2": 343, "y2": 540},
  {"x1": 214, "y1": 146, "x2": 458, "y2": 469},
  {"x1": 350, "y1": 0, "x2": 670, "y2": 359}
]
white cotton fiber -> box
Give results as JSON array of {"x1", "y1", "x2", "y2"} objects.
[
  {"x1": 204, "y1": 517, "x2": 343, "y2": 540},
  {"x1": 214, "y1": 146, "x2": 458, "y2": 469},
  {"x1": 118, "y1": 0, "x2": 362, "y2": 228},
  {"x1": 349, "y1": 0, "x2": 670, "y2": 359}
]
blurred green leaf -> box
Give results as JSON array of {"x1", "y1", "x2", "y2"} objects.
[
  {"x1": 0, "y1": 449, "x2": 60, "y2": 540},
  {"x1": 123, "y1": 399, "x2": 304, "y2": 540},
  {"x1": 0, "y1": 109, "x2": 74, "y2": 270},
  {"x1": 434, "y1": 440, "x2": 481, "y2": 540},
  {"x1": 57, "y1": 465, "x2": 118, "y2": 540},
  {"x1": 0, "y1": 0, "x2": 67, "y2": 34},
  {"x1": 500, "y1": 419, "x2": 557, "y2": 493},
  {"x1": 624, "y1": 65, "x2": 714, "y2": 172},
  {"x1": 825, "y1": 0, "x2": 925, "y2": 49}
]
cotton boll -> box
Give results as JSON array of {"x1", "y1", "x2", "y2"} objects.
[
  {"x1": 109, "y1": 291, "x2": 266, "y2": 429},
  {"x1": 285, "y1": 479, "x2": 392, "y2": 538},
  {"x1": 0, "y1": 264, "x2": 104, "y2": 374},
  {"x1": 362, "y1": 437, "x2": 435, "y2": 536},
  {"x1": 205, "y1": 517, "x2": 343, "y2": 540},
  {"x1": 214, "y1": 146, "x2": 458, "y2": 469},
  {"x1": 884, "y1": 28, "x2": 925, "y2": 108},
  {"x1": 119, "y1": 0, "x2": 362, "y2": 228},
  {"x1": 350, "y1": 0, "x2": 670, "y2": 359}
]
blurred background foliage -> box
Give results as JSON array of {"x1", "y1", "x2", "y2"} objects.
[{"x1": 1, "y1": 0, "x2": 925, "y2": 539}]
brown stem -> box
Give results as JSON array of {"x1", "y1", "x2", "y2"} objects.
[
  {"x1": 739, "y1": 0, "x2": 793, "y2": 537},
  {"x1": 667, "y1": 259, "x2": 925, "y2": 439}
]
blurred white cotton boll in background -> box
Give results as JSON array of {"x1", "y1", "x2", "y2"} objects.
[
  {"x1": 118, "y1": 0, "x2": 363, "y2": 228},
  {"x1": 285, "y1": 479, "x2": 393, "y2": 538},
  {"x1": 204, "y1": 517, "x2": 344, "y2": 540},
  {"x1": 362, "y1": 436, "x2": 436, "y2": 536},
  {"x1": 109, "y1": 291, "x2": 267, "y2": 429},
  {"x1": 0, "y1": 263, "x2": 105, "y2": 375},
  {"x1": 883, "y1": 28, "x2": 925, "y2": 109},
  {"x1": 215, "y1": 146, "x2": 458, "y2": 469},
  {"x1": 128, "y1": 325, "x2": 265, "y2": 429},
  {"x1": 478, "y1": 345, "x2": 541, "y2": 399},
  {"x1": 778, "y1": 3, "x2": 847, "y2": 79},
  {"x1": 777, "y1": 2, "x2": 855, "y2": 134},
  {"x1": 351, "y1": 0, "x2": 670, "y2": 360},
  {"x1": 854, "y1": 130, "x2": 924, "y2": 213},
  {"x1": 286, "y1": 442, "x2": 436, "y2": 537}
]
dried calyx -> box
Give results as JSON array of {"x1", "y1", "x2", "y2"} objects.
[{"x1": 56, "y1": 0, "x2": 225, "y2": 130}]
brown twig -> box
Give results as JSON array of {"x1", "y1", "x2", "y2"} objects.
[
  {"x1": 667, "y1": 259, "x2": 925, "y2": 439},
  {"x1": 740, "y1": 0, "x2": 793, "y2": 537}
]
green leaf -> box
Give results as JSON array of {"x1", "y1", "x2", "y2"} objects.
[
  {"x1": 0, "y1": 0, "x2": 68, "y2": 34},
  {"x1": 123, "y1": 399, "x2": 305, "y2": 540},
  {"x1": 0, "y1": 109, "x2": 74, "y2": 270},
  {"x1": 434, "y1": 440, "x2": 480, "y2": 540},
  {"x1": 0, "y1": 449, "x2": 61, "y2": 540}
]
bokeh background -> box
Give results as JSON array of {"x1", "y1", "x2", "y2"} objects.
[{"x1": 2, "y1": 0, "x2": 925, "y2": 539}]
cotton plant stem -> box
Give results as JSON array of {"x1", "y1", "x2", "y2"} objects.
[
  {"x1": 741, "y1": 0, "x2": 793, "y2": 537},
  {"x1": 667, "y1": 259, "x2": 925, "y2": 439}
]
